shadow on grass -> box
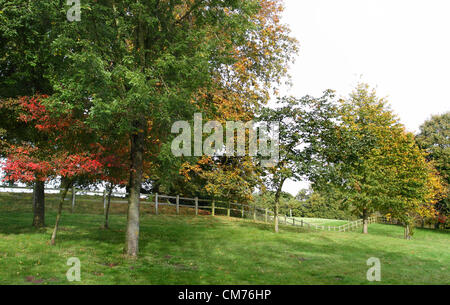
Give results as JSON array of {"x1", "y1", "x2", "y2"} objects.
[{"x1": 0, "y1": 210, "x2": 448, "y2": 284}]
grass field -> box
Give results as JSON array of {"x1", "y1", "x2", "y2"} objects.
[
  {"x1": 292, "y1": 217, "x2": 350, "y2": 227},
  {"x1": 0, "y1": 194, "x2": 449, "y2": 285}
]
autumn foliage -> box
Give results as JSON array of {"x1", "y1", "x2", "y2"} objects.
[{"x1": 2, "y1": 95, "x2": 127, "y2": 185}]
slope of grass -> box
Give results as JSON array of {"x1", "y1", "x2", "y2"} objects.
[
  {"x1": 0, "y1": 197, "x2": 449, "y2": 285},
  {"x1": 0, "y1": 192, "x2": 210, "y2": 216}
]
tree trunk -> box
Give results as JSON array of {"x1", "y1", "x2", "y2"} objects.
[
  {"x1": 274, "y1": 200, "x2": 279, "y2": 233},
  {"x1": 104, "y1": 184, "x2": 113, "y2": 229},
  {"x1": 404, "y1": 224, "x2": 412, "y2": 240},
  {"x1": 125, "y1": 128, "x2": 145, "y2": 257},
  {"x1": 50, "y1": 182, "x2": 70, "y2": 245},
  {"x1": 32, "y1": 180, "x2": 45, "y2": 228},
  {"x1": 123, "y1": 4, "x2": 147, "y2": 257},
  {"x1": 362, "y1": 208, "x2": 369, "y2": 234},
  {"x1": 273, "y1": 181, "x2": 285, "y2": 233}
]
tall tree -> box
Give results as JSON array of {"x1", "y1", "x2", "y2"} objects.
[
  {"x1": 258, "y1": 91, "x2": 338, "y2": 232},
  {"x1": 142, "y1": 0, "x2": 297, "y2": 204},
  {"x1": 1, "y1": 95, "x2": 107, "y2": 242},
  {"x1": 313, "y1": 84, "x2": 445, "y2": 237},
  {"x1": 180, "y1": 155, "x2": 260, "y2": 203},
  {"x1": 39, "y1": 0, "x2": 296, "y2": 256},
  {"x1": 1, "y1": 95, "x2": 54, "y2": 228},
  {"x1": 0, "y1": 0, "x2": 63, "y2": 227},
  {"x1": 0, "y1": 100, "x2": 37, "y2": 226},
  {"x1": 376, "y1": 135, "x2": 445, "y2": 239},
  {"x1": 333, "y1": 84, "x2": 402, "y2": 234},
  {"x1": 416, "y1": 112, "x2": 450, "y2": 228}
]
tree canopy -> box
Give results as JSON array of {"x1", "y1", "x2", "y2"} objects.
[
  {"x1": 311, "y1": 84, "x2": 445, "y2": 237},
  {"x1": 416, "y1": 112, "x2": 450, "y2": 225},
  {"x1": 0, "y1": 0, "x2": 298, "y2": 256}
]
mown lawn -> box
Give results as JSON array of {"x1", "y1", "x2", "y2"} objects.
[
  {"x1": 0, "y1": 195, "x2": 449, "y2": 285},
  {"x1": 292, "y1": 217, "x2": 350, "y2": 227}
]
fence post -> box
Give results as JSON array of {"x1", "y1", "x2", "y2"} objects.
[
  {"x1": 212, "y1": 200, "x2": 215, "y2": 217},
  {"x1": 241, "y1": 204, "x2": 244, "y2": 218},
  {"x1": 155, "y1": 193, "x2": 159, "y2": 215},
  {"x1": 284, "y1": 215, "x2": 287, "y2": 225},
  {"x1": 195, "y1": 197, "x2": 198, "y2": 216},
  {"x1": 265, "y1": 208, "x2": 268, "y2": 223},
  {"x1": 301, "y1": 220, "x2": 304, "y2": 227},
  {"x1": 290, "y1": 209, "x2": 292, "y2": 218},
  {"x1": 227, "y1": 203, "x2": 231, "y2": 217},
  {"x1": 253, "y1": 206, "x2": 256, "y2": 222},
  {"x1": 176, "y1": 195, "x2": 180, "y2": 215},
  {"x1": 71, "y1": 186, "x2": 76, "y2": 213}
]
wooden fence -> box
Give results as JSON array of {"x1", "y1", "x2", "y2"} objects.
[
  {"x1": 0, "y1": 185, "x2": 377, "y2": 232},
  {"x1": 377, "y1": 216, "x2": 447, "y2": 230}
]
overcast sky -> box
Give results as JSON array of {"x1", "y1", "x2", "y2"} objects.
[{"x1": 281, "y1": 0, "x2": 450, "y2": 196}]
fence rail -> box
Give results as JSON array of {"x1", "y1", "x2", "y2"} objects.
[
  {"x1": 377, "y1": 216, "x2": 447, "y2": 230},
  {"x1": 0, "y1": 185, "x2": 377, "y2": 232}
]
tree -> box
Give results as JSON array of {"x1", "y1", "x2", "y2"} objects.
[
  {"x1": 48, "y1": 156, "x2": 103, "y2": 245},
  {"x1": 373, "y1": 129, "x2": 445, "y2": 239},
  {"x1": 1, "y1": 95, "x2": 55, "y2": 228},
  {"x1": 313, "y1": 84, "x2": 445, "y2": 237},
  {"x1": 4, "y1": 141, "x2": 105, "y2": 244},
  {"x1": 257, "y1": 91, "x2": 338, "y2": 232},
  {"x1": 1, "y1": 95, "x2": 108, "y2": 243},
  {"x1": 95, "y1": 141, "x2": 129, "y2": 229},
  {"x1": 252, "y1": 191, "x2": 300, "y2": 217},
  {"x1": 1, "y1": 1, "x2": 296, "y2": 255},
  {"x1": 416, "y1": 112, "x2": 450, "y2": 228},
  {"x1": 0, "y1": 0, "x2": 61, "y2": 227},
  {"x1": 311, "y1": 84, "x2": 405, "y2": 234},
  {"x1": 293, "y1": 188, "x2": 354, "y2": 220},
  {"x1": 180, "y1": 155, "x2": 260, "y2": 204},
  {"x1": 140, "y1": 0, "x2": 297, "y2": 206},
  {"x1": 39, "y1": 0, "x2": 296, "y2": 256},
  {"x1": 0, "y1": 0, "x2": 55, "y2": 98}
]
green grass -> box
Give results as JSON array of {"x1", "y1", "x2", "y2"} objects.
[
  {"x1": 293, "y1": 217, "x2": 350, "y2": 227},
  {"x1": 0, "y1": 194, "x2": 449, "y2": 285}
]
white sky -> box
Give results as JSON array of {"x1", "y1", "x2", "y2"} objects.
[{"x1": 281, "y1": 0, "x2": 450, "y2": 196}]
